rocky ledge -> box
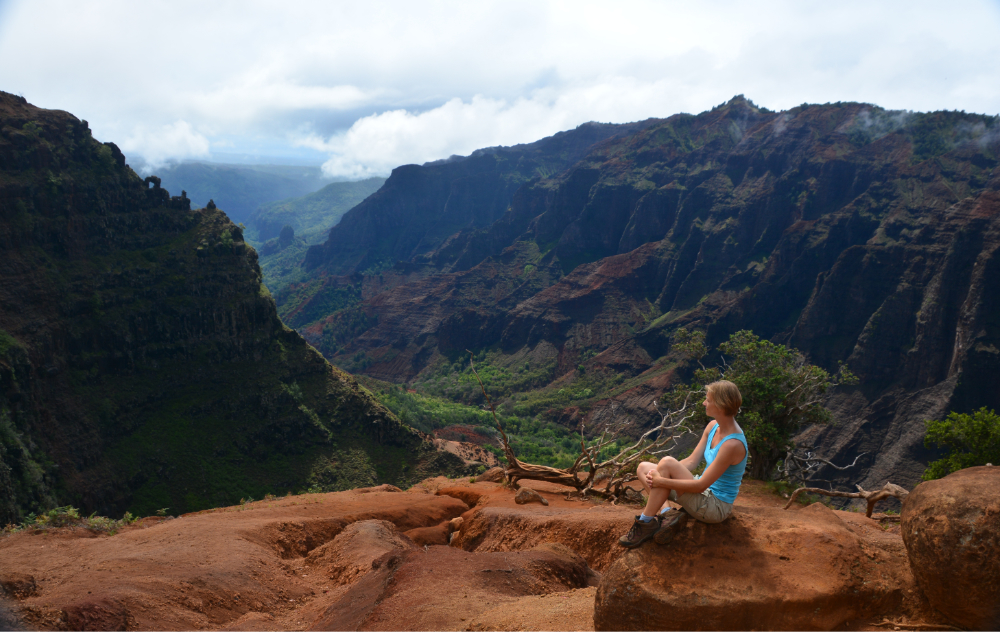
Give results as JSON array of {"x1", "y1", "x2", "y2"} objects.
[{"x1": 1, "y1": 474, "x2": 977, "y2": 631}]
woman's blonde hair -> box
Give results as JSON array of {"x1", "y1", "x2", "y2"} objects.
[{"x1": 706, "y1": 380, "x2": 742, "y2": 416}]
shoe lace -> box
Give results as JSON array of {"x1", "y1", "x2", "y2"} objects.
[
  {"x1": 627, "y1": 516, "x2": 658, "y2": 540},
  {"x1": 625, "y1": 518, "x2": 642, "y2": 540}
]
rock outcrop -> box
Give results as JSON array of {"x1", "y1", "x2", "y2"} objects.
[
  {"x1": 901, "y1": 465, "x2": 1000, "y2": 630},
  {"x1": 514, "y1": 487, "x2": 549, "y2": 506},
  {"x1": 594, "y1": 503, "x2": 909, "y2": 630},
  {"x1": 477, "y1": 466, "x2": 505, "y2": 482},
  {"x1": 284, "y1": 96, "x2": 1000, "y2": 491}
]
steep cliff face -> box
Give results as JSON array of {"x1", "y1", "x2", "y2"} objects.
[
  {"x1": 302, "y1": 119, "x2": 661, "y2": 278},
  {"x1": 0, "y1": 93, "x2": 471, "y2": 524},
  {"x1": 283, "y1": 97, "x2": 1000, "y2": 490}
]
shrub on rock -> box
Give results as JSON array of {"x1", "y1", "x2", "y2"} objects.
[{"x1": 901, "y1": 465, "x2": 1000, "y2": 630}]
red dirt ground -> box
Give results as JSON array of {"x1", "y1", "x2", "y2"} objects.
[{"x1": 0, "y1": 479, "x2": 946, "y2": 631}]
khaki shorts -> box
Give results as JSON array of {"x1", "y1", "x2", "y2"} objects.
[{"x1": 668, "y1": 487, "x2": 733, "y2": 524}]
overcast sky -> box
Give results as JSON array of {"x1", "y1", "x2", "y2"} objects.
[{"x1": 2, "y1": 0, "x2": 999, "y2": 177}]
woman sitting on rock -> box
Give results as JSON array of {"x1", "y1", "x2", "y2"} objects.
[{"x1": 618, "y1": 380, "x2": 748, "y2": 548}]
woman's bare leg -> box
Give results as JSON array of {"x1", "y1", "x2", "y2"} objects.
[{"x1": 639, "y1": 457, "x2": 695, "y2": 517}]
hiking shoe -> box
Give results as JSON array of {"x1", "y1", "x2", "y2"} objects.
[
  {"x1": 618, "y1": 515, "x2": 662, "y2": 548},
  {"x1": 654, "y1": 509, "x2": 689, "y2": 545}
]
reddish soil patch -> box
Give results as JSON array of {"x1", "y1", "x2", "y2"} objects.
[
  {"x1": 0, "y1": 478, "x2": 950, "y2": 631},
  {"x1": 0, "y1": 490, "x2": 467, "y2": 630},
  {"x1": 433, "y1": 425, "x2": 494, "y2": 445},
  {"x1": 309, "y1": 543, "x2": 591, "y2": 630},
  {"x1": 467, "y1": 587, "x2": 597, "y2": 631}
]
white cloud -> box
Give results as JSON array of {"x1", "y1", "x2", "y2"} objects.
[
  {"x1": 307, "y1": 79, "x2": 710, "y2": 177},
  {"x1": 119, "y1": 121, "x2": 210, "y2": 171},
  {"x1": 1, "y1": 0, "x2": 998, "y2": 172}
]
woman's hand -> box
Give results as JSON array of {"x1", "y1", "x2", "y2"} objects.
[{"x1": 646, "y1": 470, "x2": 670, "y2": 489}]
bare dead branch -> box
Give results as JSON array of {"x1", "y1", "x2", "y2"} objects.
[
  {"x1": 809, "y1": 453, "x2": 866, "y2": 471},
  {"x1": 783, "y1": 482, "x2": 909, "y2": 518},
  {"x1": 464, "y1": 353, "x2": 699, "y2": 498}
]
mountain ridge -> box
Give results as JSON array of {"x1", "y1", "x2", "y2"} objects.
[
  {"x1": 277, "y1": 96, "x2": 1000, "y2": 491},
  {"x1": 0, "y1": 92, "x2": 475, "y2": 522}
]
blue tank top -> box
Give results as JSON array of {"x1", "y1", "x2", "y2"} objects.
[{"x1": 704, "y1": 424, "x2": 748, "y2": 504}]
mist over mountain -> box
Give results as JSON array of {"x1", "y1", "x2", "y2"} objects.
[
  {"x1": 248, "y1": 177, "x2": 386, "y2": 244},
  {"x1": 142, "y1": 161, "x2": 335, "y2": 226},
  {"x1": 278, "y1": 96, "x2": 1000, "y2": 492}
]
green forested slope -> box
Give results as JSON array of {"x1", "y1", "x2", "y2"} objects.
[{"x1": 0, "y1": 92, "x2": 468, "y2": 523}]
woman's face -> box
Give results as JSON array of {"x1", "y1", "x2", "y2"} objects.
[{"x1": 703, "y1": 392, "x2": 723, "y2": 419}]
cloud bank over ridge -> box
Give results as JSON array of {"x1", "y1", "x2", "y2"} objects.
[{"x1": 1, "y1": 0, "x2": 998, "y2": 176}]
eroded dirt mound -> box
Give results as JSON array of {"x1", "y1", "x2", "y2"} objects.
[
  {"x1": 594, "y1": 503, "x2": 912, "y2": 631},
  {"x1": 310, "y1": 543, "x2": 591, "y2": 631},
  {"x1": 306, "y1": 520, "x2": 414, "y2": 585},
  {"x1": 455, "y1": 504, "x2": 633, "y2": 572},
  {"x1": 402, "y1": 518, "x2": 459, "y2": 547},
  {"x1": 901, "y1": 465, "x2": 1000, "y2": 630},
  {"x1": 0, "y1": 490, "x2": 467, "y2": 630},
  {"x1": 436, "y1": 486, "x2": 486, "y2": 507}
]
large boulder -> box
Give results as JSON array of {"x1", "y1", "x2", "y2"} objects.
[
  {"x1": 901, "y1": 465, "x2": 1000, "y2": 630},
  {"x1": 593, "y1": 504, "x2": 906, "y2": 630}
]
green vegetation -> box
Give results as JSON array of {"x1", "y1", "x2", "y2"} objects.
[
  {"x1": 664, "y1": 329, "x2": 856, "y2": 480},
  {"x1": 2, "y1": 505, "x2": 139, "y2": 536},
  {"x1": 355, "y1": 328, "x2": 853, "y2": 484},
  {"x1": 358, "y1": 376, "x2": 628, "y2": 470},
  {"x1": 763, "y1": 480, "x2": 828, "y2": 506},
  {"x1": 923, "y1": 407, "x2": 1000, "y2": 480},
  {"x1": 0, "y1": 328, "x2": 22, "y2": 356}
]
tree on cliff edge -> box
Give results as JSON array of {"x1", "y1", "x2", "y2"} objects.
[
  {"x1": 677, "y1": 330, "x2": 857, "y2": 480},
  {"x1": 923, "y1": 407, "x2": 1000, "y2": 480}
]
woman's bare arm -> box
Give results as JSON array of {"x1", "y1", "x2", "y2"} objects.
[
  {"x1": 651, "y1": 439, "x2": 746, "y2": 494},
  {"x1": 679, "y1": 422, "x2": 715, "y2": 471}
]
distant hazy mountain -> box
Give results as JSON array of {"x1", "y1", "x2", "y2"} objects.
[
  {"x1": 248, "y1": 177, "x2": 387, "y2": 299},
  {"x1": 248, "y1": 177, "x2": 387, "y2": 244},
  {"x1": 149, "y1": 161, "x2": 334, "y2": 225}
]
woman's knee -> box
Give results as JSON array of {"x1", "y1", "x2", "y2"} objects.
[{"x1": 657, "y1": 456, "x2": 679, "y2": 472}]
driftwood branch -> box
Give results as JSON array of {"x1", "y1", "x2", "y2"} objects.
[
  {"x1": 468, "y1": 351, "x2": 592, "y2": 489},
  {"x1": 784, "y1": 482, "x2": 910, "y2": 518},
  {"x1": 781, "y1": 448, "x2": 865, "y2": 487},
  {"x1": 466, "y1": 351, "x2": 694, "y2": 499}
]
